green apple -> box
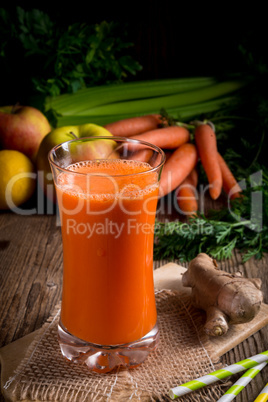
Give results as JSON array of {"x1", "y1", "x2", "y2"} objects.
[
  {"x1": 0, "y1": 105, "x2": 51, "y2": 162},
  {"x1": 47, "y1": 123, "x2": 111, "y2": 139},
  {"x1": 36, "y1": 123, "x2": 115, "y2": 201}
]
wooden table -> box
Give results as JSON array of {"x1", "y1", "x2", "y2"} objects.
[{"x1": 0, "y1": 209, "x2": 267, "y2": 401}]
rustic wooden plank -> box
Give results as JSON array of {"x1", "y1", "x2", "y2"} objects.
[
  {"x1": 217, "y1": 250, "x2": 268, "y2": 402},
  {"x1": 0, "y1": 210, "x2": 267, "y2": 402},
  {"x1": 0, "y1": 213, "x2": 63, "y2": 347}
]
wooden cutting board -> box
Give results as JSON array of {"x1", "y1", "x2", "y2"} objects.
[
  {"x1": 1, "y1": 262, "x2": 268, "y2": 401},
  {"x1": 153, "y1": 262, "x2": 268, "y2": 361}
]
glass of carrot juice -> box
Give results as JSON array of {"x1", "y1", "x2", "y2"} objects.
[{"x1": 49, "y1": 136, "x2": 165, "y2": 373}]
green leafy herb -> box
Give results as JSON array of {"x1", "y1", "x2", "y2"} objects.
[
  {"x1": 154, "y1": 168, "x2": 268, "y2": 262},
  {"x1": 0, "y1": 7, "x2": 142, "y2": 99}
]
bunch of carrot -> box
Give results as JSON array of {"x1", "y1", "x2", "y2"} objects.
[{"x1": 104, "y1": 114, "x2": 242, "y2": 216}]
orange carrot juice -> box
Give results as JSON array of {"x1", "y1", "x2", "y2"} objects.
[{"x1": 56, "y1": 159, "x2": 159, "y2": 346}]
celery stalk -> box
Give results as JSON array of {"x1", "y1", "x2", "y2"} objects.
[
  {"x1": 45, "y1": 76, "x2": 218, "y2": 115},
  {"x1": 75, "y1": 80, "x2": 245, "y2": 117},
  {"x1": 54, "y1": 96, "x2": 237, "y2": 127}
]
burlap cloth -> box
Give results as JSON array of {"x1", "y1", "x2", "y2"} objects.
[{"x1": 2, "y1": 289, "x2": 229, "y2": 401}]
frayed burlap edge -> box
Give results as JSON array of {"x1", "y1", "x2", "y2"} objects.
[{"x1": 3, "y1": 290, "x2": 229, "y2": 402}]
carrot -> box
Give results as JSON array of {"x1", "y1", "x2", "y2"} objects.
[
  {"x1": 218, "y1": 152, "x2": 242, "y2": 199},
  {"x1": 159, "y1": 143, "x2": 198, "y2": 197},
  {"x1": 131, "y1": 148, "x2": 153, "y2": 163},
  {"x1": 175, "y1": 168, "x2": 199, "y2": 216},
  {"x1": 132, "y1": 125, "x2": 190, "y2": 149},
  {"x1": 194, "y1": 123, "x2": 222, "y2": 200},
  {"x1": 164, "y1": 150, "x2": 173, "y2": 162},
  {"x1": 104, "y1": 114, "x2": 161, "y2": 137}
]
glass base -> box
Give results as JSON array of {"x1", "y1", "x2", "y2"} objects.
[{"x1": 58, "y1": 320, "x2": 159, "y2": 373}]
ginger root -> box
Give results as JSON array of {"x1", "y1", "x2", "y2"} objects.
[{"x1": 182, "y1": 253, "x2": 263, "y2": 336}]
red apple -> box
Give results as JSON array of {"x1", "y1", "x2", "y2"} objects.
[{"x1": 0, "y1": 105, "x2": 51, "y2": 162}]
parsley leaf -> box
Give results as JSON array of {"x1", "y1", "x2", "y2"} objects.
[{"x1": 0, "y1": 7, "x2": 142, "y2": 99}]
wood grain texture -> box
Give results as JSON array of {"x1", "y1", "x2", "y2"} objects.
[
  {"x1": 0, "y1": 210, "x2": 267, "y2": 402},
  {"x1": 0, "y1": 213, "x2": 63, "y2": 348},
  {"x1": 215, "y1": 251, "x2": 268, "y2": 402}
]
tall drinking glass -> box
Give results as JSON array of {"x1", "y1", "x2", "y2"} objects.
[{"x1": 49, "y1": 136, "x2": 165, "y2": 373}]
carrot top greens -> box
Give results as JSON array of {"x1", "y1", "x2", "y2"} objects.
[{"x1": 154, "y1": 167, "x2": 268, "y2": 262}]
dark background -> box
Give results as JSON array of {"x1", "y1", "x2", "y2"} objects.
[
  {"x1": 1, "y1": 2, "x2": 267, "y2": 104},
  {"x1": 37, "y1": 2, "x2": 264, "y2": 76}
]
